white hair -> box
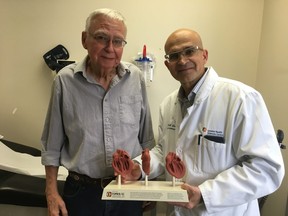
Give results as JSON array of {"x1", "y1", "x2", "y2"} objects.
[{"x1": 85, "y1": 8, "x2": 127, "y2": 32}]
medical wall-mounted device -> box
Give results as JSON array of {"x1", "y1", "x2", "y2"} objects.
[
  {"x1": 134, "y1": 45, "x2": 155, "y2": 87},
  {"x1": 43, "y1": 44, "x2": 75, "y2": 73}
]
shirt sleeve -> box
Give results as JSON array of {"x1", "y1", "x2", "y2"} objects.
[{"x1": 41, "y1": 77, "x2": 65, "y2": 166}]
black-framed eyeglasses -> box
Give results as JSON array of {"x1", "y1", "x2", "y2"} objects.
[
  {"x1": 88, "y1": 33, "x2": 127, "y2": 48},
  {"x1": 164, "y1": 46, "x2": 203, "y2": 63}
]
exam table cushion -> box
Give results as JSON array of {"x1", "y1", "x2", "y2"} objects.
[
  {"x1": 0, "y1": 140, "x2": 65, "y2": 207},
  {"x1": 0, "y1": 139, "x2": 41, "y2": 156},
  {"x1": 0, "y1": 140, "x2": 67, "y2": 179},
  {"x1": 0, "y1": 170, "x2": 49, "y2": 207}
]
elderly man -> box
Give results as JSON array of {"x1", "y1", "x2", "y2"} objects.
[{"x1": 41, "y1": 8, "x2": 154, "y2": 216}]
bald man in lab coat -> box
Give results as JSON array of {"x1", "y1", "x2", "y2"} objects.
[{"x1": 122, "y1": 28, "x2": 285, "y2": 216}]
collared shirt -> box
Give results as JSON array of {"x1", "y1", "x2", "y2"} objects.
[
  {"x1": 41, "y1": 56, "x2": 155, "y2": 178},
  {"x1": 178, "y1": 68, "x2": 209, "y2": 117}
]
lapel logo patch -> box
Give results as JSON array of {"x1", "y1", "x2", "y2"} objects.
[{"x1": 202, "y1": 127, "x2": 225, "y2": 143}]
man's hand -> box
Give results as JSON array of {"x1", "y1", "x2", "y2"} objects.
[
  {"x1": 46, "y1": 191, "x2": 68, "y2": 216},
  {"x1": 45, "y1": 166, "x2": 68, "y2": 216},
  {"x1": 115, "y1": 161, "x2": 142, "y2": 183},
  {"x1": 168, "y1": 183, "x2": 203, "y2": 209}
]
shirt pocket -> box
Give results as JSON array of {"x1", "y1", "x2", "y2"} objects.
[
  {"x1": 198, "y1": 138, "x2": 227, "y2": 174},
  {"x1": 119, "y1": 95, "x2": 142, "y2": 126}
]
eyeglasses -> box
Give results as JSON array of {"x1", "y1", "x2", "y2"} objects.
[
  {"x1": 164, "y1": 46, "x2": 203, "y2": 63},
  {"x1": 89, "y1": 33, "x2": 127, "y2": 48}
]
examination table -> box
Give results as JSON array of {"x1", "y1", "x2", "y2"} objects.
[{"x1": 0, "y1": 139, "x2": 66, "y2": 215}]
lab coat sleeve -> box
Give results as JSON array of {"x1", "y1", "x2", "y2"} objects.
[{"x1": 199, "y1": 90, "x2": 285, "y2": 214}]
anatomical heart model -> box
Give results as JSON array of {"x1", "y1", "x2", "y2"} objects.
[
  {"x1": 141, "y1": 148, "x2": 150, "y2": 185},
  {"x1": 112, "y1": 149, "x2": 134, "y2": 185},
  {"x1": 112, "y1": 149, "x2": 186, "y2": 187},
  {"x1": 165, "y1": 152, "x2": 186, "y2": 186}
]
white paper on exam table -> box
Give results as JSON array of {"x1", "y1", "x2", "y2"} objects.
[{"x1": 0, "y1": 141, "x2": 68, "y2": 180}]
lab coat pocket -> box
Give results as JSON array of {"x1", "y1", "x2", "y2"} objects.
[
  {"x1": 198, "y1": 138, "x2": 227, "y2": 174},
  {"x1": 119, "y1": 95, "x2": 142, "y2": 126}
]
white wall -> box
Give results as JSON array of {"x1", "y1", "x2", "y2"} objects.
[
  {"x1": 0, "y1": 0, "x2": 263, "y2": 147},
  {"x1": 1, "y1": 0, "x2": 287, "y2": 215},
  {"x1": 256, "y1": 1, "x2": 288, "y2": 215}
]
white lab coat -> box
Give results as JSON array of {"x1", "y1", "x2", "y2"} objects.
[{"x1": 144, "y1": 67, "x2": 284, "y2": 216}]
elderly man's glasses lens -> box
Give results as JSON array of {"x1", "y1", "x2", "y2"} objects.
[
  {"x1": 89, "y1": 33, "x2": 127, "y2": 48},
  {"x1": 164, "y1": 46, "x2": 203, "y2": 62}
]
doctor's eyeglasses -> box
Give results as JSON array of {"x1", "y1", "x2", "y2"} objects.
[
  {"x1": 89, "y1": 33, "x2": 127, "y2": 48},
  {"x1": 164, "y1": 46, "x2": 203, "y2": 63}
]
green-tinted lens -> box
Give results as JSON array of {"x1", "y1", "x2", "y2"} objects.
[
  {"x1": 183, "y1": 47, "x2": 197, "y2": 57},
  {"x1": 168, "y1": 52, "x2": 180, "y2": 62}
]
